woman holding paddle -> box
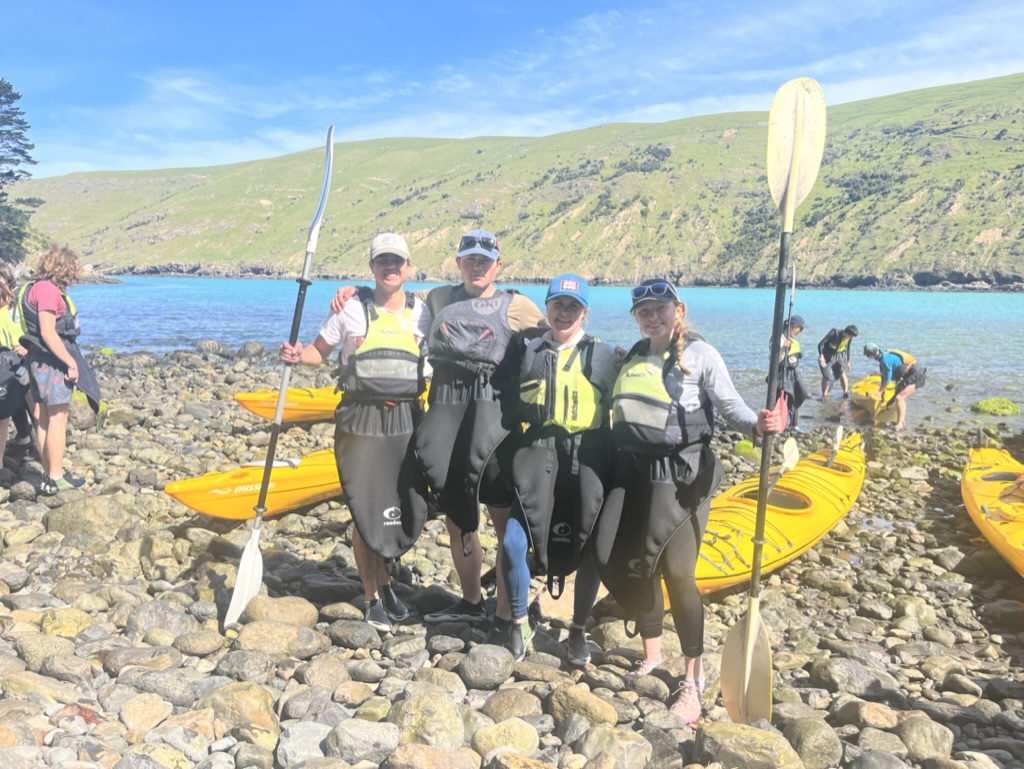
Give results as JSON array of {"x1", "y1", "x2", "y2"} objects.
[{"x1": 592, "y1": 278, "x2": 785, "y2": 723}]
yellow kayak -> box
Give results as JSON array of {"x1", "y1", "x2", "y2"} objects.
[
  {"x1": 694, "y1": 432, "x2": 866, "y2": 595},
  {"x1": 164, "y1": 450, "x2": 342, "y2": 519},
  {"x1": 961, "y1": 447, "x2": 1024, "y2": 580},
  {"x1": 234, "y1": 384, "x2": 430, "y2": 423},
  {"x1": 233, "y1": 386, "x2": 341, "y2": 423},
  {"x1": 850, "y1": 375, "x2": 896, "y2": 422}
]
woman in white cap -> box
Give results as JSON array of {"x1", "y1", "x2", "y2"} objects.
[
  {"x1": 498, "y1": 274, "x2": 618, "y2": 661},
  {"x1": 592, "y1": 278, "x2": 785, "y2": 724},
  {"x1": 282, "y1": 232, "x2": 430, "y2": 632}
]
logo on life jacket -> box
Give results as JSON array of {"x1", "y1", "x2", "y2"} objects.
[
  {"x1": 552, "y1": 522, "x2": 572, "y2": 543},
  {"x1": 382, "y1": 507, "x2": 402, "y2": 526},
  {"x1": 470, "y1": 297, "x2": 504, "y2": 315}
]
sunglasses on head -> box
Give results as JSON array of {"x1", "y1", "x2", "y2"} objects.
[
  {"x1": 459, "y1": 235, "x2": 499, "y2": 253},
  {"x1": 631, "y1": 282, "x2": 677, "y2": 302}
]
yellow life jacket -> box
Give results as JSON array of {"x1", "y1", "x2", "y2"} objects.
[
  {"x1": 887, "y1": 348, "x2": 917, "y2": 379},
  {"x1": 519, "y1": 336, "x2": 605, "y2": 434},
  {"x1": 342, "y1": 287, "x2": 423, "y2": 400},
  {"x1": 888, "y1": 349, "x2": 916, "y2": 366},
  {"x1": 611, "y1": 336, "x2": 712, "y2": 455}
]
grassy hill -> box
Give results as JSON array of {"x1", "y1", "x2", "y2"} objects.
[{"x1": 15, "y1": 73, "x2": 1024, "y2": 287}]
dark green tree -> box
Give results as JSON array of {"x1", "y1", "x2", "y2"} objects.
[{"x1": 0, "y1": 78, "x2": 37, "y2": 264}]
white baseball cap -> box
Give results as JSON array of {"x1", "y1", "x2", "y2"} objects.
[{"x1": 369, "y1": 232, "x2": 411, "y2": 262}]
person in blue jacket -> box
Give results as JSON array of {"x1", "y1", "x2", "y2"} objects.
[{"x1": 863, "y1": 343, "x2": 926, "y2": 430}]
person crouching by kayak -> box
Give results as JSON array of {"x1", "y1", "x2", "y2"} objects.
[
  {"x1": 863, "y1": 343, "x2": 926, "y2": 431},
  {"x1": 331, "y1": 229, "x2": 546, "y2": 636},
  {"x1": 500, "y1": 274, "x2": 619, "y2": 661},
  {"x1": 281, "y1": 233, "x2": 430, "y2": 632},
  {"x1": 817, "y1": 324, "x2": 858, "y2": 398},
  {"x1": 775, "y1": 315, "x2": 809, "y2": 433},
  {"x1": 18, "y1": 246, "x2": 100, "y2": 495},
  {"x1": 591, "y1": 278, "x2": 785, "y2": 724}
]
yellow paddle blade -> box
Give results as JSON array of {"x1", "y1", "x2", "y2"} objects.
[
  {"x1": 767, "y1": 78, "x2": 827, "y2": 231},
  {"x1": 721, "y1": 604, "x2": 773, "y2": 724}
]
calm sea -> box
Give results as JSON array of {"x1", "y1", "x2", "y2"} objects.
[{"x1": 71, "y1": 277, "x2": 1023, "y2": 432}]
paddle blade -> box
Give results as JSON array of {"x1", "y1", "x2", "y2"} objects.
[
  {"x1": 767, "y1": 78, "x2": 827, "y2": 221},
  {"x1": 721, "y1": 602, "x2": 773, "y2": 724},
  {"x1": 781, "y1": 437, "x2": 800, "y2": 472},
  {"x1": 224, "y1": 525, "x2": 264, "y2": 626},
  {"x1": 827, "y1": 425, "x2": 844, "y2": 468}
]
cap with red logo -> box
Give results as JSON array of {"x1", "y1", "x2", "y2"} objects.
[{"x1": 545, "y1": 273, "x2": 589, "y2": 308}]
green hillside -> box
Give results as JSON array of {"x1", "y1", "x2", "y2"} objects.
[{"x1": 15, "y1": 73, "x2": 1024, "y2": 287}]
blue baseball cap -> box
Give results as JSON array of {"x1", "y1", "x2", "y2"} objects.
[{"x1": 546, "y1": 274, "x2": 589, "y2": 308}]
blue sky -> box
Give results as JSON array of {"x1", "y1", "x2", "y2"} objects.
[{"x1": 6, "y1": 0, "x2": 1024, "y2": 178}]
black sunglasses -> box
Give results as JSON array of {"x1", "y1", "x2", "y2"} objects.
[
  {"x1": 459, "y1": 235, "x2": 499, "y2": 253},
  {"x1": 631, "y1": 282, "x2": 677, "y2": 302}
]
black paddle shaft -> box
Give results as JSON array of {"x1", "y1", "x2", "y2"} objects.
[
  {"x1": 252, "y1": 277, "x2": 313, "y2": 513},
  {"x1": 751, "y1": 230, "x2": 792, "y2": 598}
]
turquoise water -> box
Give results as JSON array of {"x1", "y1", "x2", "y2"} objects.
[{"x1": 71, "y1": 277, "x2": 1023, "y2": 431}]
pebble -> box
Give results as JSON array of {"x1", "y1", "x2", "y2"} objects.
[{"x1": 0, "y1": 347, "x2": 1022, "y2": 768}]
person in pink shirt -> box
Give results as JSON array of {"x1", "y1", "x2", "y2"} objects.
[{"x1": 18, "y1": 246, "x2": 98, "y2": 495}]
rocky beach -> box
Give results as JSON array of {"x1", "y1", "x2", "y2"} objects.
[{"x1": 1, "y1": 346, "x2": 1023, "y2": 769}]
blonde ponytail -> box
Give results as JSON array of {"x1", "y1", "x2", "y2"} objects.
[{"x1": 672, "y1": 303, "x2": 690, "y2": 375}]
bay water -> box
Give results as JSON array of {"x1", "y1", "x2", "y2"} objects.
[{"x1": 71, "y1": 277, "x2": 1023, "y2": 432}]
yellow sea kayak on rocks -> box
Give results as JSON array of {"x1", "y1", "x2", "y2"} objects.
[
  {"x1": 850, "y1": 375, "x2": 896, "y2": 422},
  {"x1": 695, "y1": 432, "x2": 866, "y2": 595},
  {"x1": 164, "y1": 450, "x2": 342, "y2": 519},
  {"x1": 233, "y1": 386, "x2": 341, "y2": 423},
  {"x1": 961, "y1": 447, "x2": 1024, "y2": 580}
]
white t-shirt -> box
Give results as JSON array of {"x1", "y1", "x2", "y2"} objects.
[{"x1": 317, "y1": 292, "x2": 431, "y2": 364}]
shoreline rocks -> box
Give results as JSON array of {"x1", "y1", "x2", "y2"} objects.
[{"x1": 0, "y1": 347, "x2": 1023, "y2": 769}]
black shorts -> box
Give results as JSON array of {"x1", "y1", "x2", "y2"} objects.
[
  {"x1": 897, "y1": 365, "x2": 927, "y2": 392},
  {"x1": 818, "y1": 358, "x2": 845, "y2": 382}
]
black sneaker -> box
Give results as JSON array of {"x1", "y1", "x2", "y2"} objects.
[
  {"x1": 567, "y1": 626, "x2": 591, "y2": 666},
  {"x1": 423, "y1": 598, "x2": 487, "y2": 625},
  {"x1": 507, "y1": 617, "x2": 536, "y2": 662},
  {"x1": 39, "y1": 478, "x2": 59, "y2": 497},
  {"x1": 379, "y1": 583, "x2": 409, "y2": 622},
  {"x1": 364, "y1": 600, "x2": 392, "y2": 633},
  {"x1": 486, "y1": 616, "x2": 513, "y2": 646}
]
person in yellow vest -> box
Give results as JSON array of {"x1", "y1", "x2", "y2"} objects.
[
  {"x1": 0, "y1": 265, "x2": 31, "y2": 471},
  {"x1": 863, "y1": 343, "x2": 926, "y2": 431},
  {"x1": 817, "y1": 324, "x2": 858, "y2": 398},
  {"x1": 499, "y1": 274, "x2": 619, "y2": 661},
  {"x1": 776, "y1": 314, "x2": 809, "y2": 433},
  {"x1": 591, "y1": 278, "x2": 785, "y2": 724},
  {"x1": 281, "y1": 233, "x2": 430, "y2": 632}
]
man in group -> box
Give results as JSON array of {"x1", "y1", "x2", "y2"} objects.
[
  {"x1": 283, "y1": 232, "x2": 430, "y2": 632},
  {"x1": 817, "y1": 324, "x2": 858, "y2": 398},
  {"x1": 863, "y1": 343, "x2": 926, "y2": 431},
  {"x1": 331, "y1": 229, "x2": 546, "y2": 640}
]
